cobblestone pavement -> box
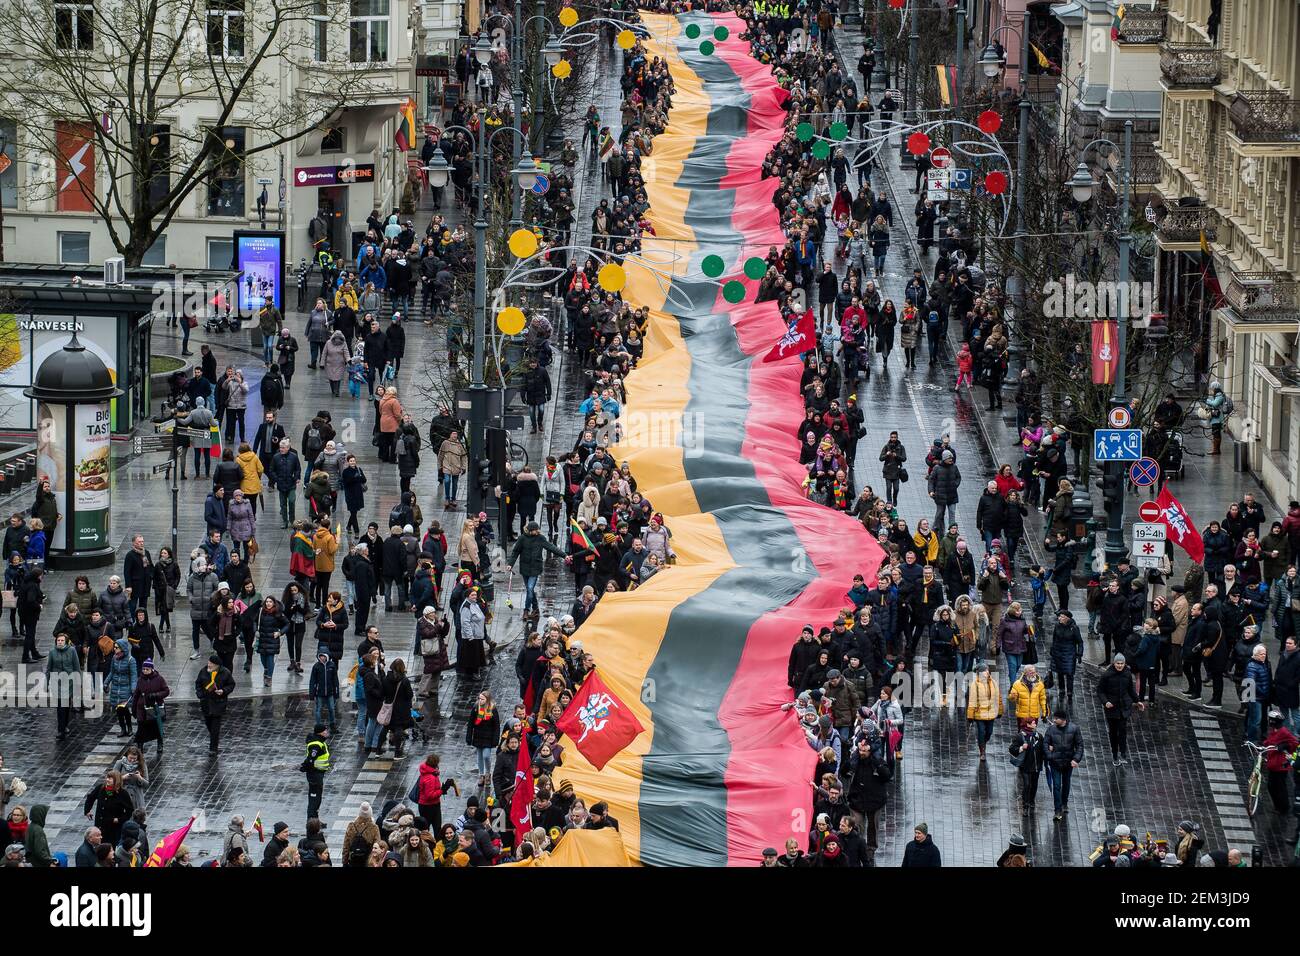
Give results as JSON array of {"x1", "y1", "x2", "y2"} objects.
[{"x1": 0, "y1": 33, "x2": 1291, "y2": 868}]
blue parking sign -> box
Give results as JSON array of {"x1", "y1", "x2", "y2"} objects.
[
  {"x1": 951, "y1": 168, "x2": 972, "y2": 190},
  {"x1": 1093, "y1": 429, "x2": 1143, "y2": 462}
]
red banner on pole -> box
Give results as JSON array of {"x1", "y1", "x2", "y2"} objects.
[
  {"x1": 1090, "y1": 320, "x2": 1119, "y2": 385},
  {"x1": 1154, "y1": 486, "x2": 1205, "y2": 564}
]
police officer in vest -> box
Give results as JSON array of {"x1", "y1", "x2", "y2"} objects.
[{"x1": 301, "y1": 723, "x2": 331, "y2": 824}]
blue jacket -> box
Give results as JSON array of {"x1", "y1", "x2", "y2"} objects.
[
  {"x1": 26, "y1": 530, "x2": 46, "y2": 561},
  {"x1": 204, "y1": 494, "x2": 227, "y2": 533},
  {"x1": 269, "y1": 450, "x2": 302, "y2": 492},
  {"x1": 1131, "y1": 631, "x2": 1161, "y2": 671},
  {"x1": 200, "y1": 538, "x2": 229, "y2": 577},
  {"x1": 359, "y1": 262, "x2": 387, "y2": 291},
  {"x1": 1244, "y1": 658, "x2": 1272, "y2": 701},
  {"x1": 106, "y1": 639, "x2": 138, "y2": 706}
]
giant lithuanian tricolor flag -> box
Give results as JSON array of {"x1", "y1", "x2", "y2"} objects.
[{"x1": 553, "y1": 11, "x2": 883, "y2": 866}]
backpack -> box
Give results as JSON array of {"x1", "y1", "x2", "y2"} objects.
[
  {"x1": 304, "y1": 425, "x2": 323, "y2": 459},
  {"x1": 1222, "y1": 395, "x2": 1234, "y2": 417},
  {"x1": 388, "y1": 504, "x2": 408, "y2": 528},
  {"x1": 347, "y1": 833, "x2": 370, "y2": 867}
]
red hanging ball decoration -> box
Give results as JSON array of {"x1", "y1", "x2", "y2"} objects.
[
  {"x1": 984, "y1": 171, "x2": 1008, "y2": 195},
  {"x1": 907, "y1": 132, "x2": 931, "y2": 156},
  {"x1": 977, "y1": 110, "x2": 1002, "y2": 135},
  {"x1": 888, "y1": 0, "x2": 906, "y2": 8}
]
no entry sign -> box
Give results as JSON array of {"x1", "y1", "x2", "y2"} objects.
[
  {"x1": 1138, "y1": 500, "x2": 1161, "y2": 522},
  {"x1": 930, "y1": 147, "x2": 952, "y2": 169}
]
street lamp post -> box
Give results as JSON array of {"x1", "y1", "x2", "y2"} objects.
[
  {"x1": 1067, "y1": 120, "x2": 1133, "y2": 566},
  {"x1": 424, "y1": 109, "x2": 535, "y2": 516},
  {"x1": 980, "y1": 23, "x2": 1032, "y2": 374},
  {"x1": 955, "y1": 0, "x2": 966, "y2": 110},
  {"x1": 901, "y1": 0, "x2": 919, "y2": 165},
  {"x1": 511, "y1": 0, "x2": 525, "y2": 226},
  {"x1": 873, "y1": 0, "x2": 887, "y2": 90}
]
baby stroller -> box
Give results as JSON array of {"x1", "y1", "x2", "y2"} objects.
[{"x1": 405, "y1": 706, "x2": 431, "y2": 747}]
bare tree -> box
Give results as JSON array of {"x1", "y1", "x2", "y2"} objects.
[{"x1": 0, "y1": 0, "x2": 389, "y2": 265}]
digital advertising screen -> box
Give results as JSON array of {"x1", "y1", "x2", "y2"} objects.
[{"x1": 232, "y1": 230, "x2": 285, "y2": 313}]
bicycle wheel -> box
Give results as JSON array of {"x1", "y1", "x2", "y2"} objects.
[
  {"x1": 508, "y1": 440, "x2": 529, "y2": 471},
  {"x1": 1247, "y1": 764, "x2": 1263, "y2": 818}
]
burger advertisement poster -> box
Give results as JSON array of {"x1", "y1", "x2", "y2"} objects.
[
  {"x1": 40, "y1": 399, "x2": 112, "y2": 552},
  {"x1": 72, "y1": 402, "x2": 112, "y2": 548}
]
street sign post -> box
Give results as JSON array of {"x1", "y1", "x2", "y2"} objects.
[
  {"x1": 930, "y1": 147, "x2": 952, "y2": 168},
  {"x1": 1108, "y1": 406, "x2": 1132, "y2": 428},
  {"x1": 1129, "y1": 457, "x2": 1160, "y2": 487},
  {"x1": 1138, "y1": 500, "x2": 1161, "y2": 522},
  {"x1": 1093, "y1": 429, "x2": 1143, "y2": 461},
  {"x1": 133, "y1": 434, "x2": 173, "y2": 455},
  {"x1": 950, "y1": 168, "x2": 972, "y2": 189},
  {"x1": 926, "y1": 168, "x2": 950, "y2": 201},
  {"x1": 1132, "y1": 522, "x2": 1166, "y2": 568}
]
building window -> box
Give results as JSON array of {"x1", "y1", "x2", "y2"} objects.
[
  {"x1": 0, "y1": 118, "x2": 15, "y2": 208},
  {"x1": 140, "y1": 235, "x2": 167, "y2": 267},
  {"x1": 58, "y1": 231, "x2": 90, "y2": 264},
  {"x1": 206, "y1": 237, "x2": 234, "y2": 270},
  {"x1": 142, "y1": 123, "x2": 170, "y2": 210},
  {"x1": 55, "y1": 1, "x2": 94, "y2": 50},
  {"x1": 321, "y1": 127, "x2": 345, "y2": 152},
  {"x1": 349, "y1": 0, "x2": 389, "y2": 63},
  {"x1": 207, "y1": 0, "x2": 245, "y2": 59},
  {"x1": 311, "y1": 0, "x2": 328, "y2": 62},
  {"x1": 206, "y1": 126, "x2": 245, "y2": 216}
]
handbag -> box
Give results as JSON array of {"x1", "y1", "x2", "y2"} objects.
[
  {"x1": 247, "y1": 539, "x2": 259, "y2": 561},
  {"x1": 899, "y1": 468, "x2": 909, "y2": 483},
  {"x1": 376, "y1": 686, "x2": 398, "y2": 726},
  {"x1": 0, "y1": 589, "x2": 13, "y2": 608},
  {"x1": 186, "y1": 315, "x2": 199, "y2": 329}
]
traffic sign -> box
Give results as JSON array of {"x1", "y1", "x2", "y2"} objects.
[
  {"x1": 1107, "y1": 406, "x2": 1132, "y2": 428},
  {"x1": 1129, "y1": 457, "x2": 1160, "y2": 487},
  {"x1": 926, "y1": 186, "x2": 949, "y2": 202},
  {"x1": 0, "y1": 153, "x2": 10, "y2": 176},
  {"x1": 1093, "y1": 429, "x2": 1142, "y2": 461},
  {"x1": 1133, "y1": 548, "x2": 1164, "y2": 569},
  {"x1": 930, "y1": 147, "x2": 952, "y2": 169},
  {"x1": 927, "y1": 168, "x2": 951, "y2": 184},
  {"x1": 1132, "y1": 522, "x2": 1167, "y2": 542},
  {"x1": 950, "y1": 168, "x2": 972, "y2": 189},
  {"x1": 175, "y1": 428, "x2": 212, "y2": 441},
  {"x1": 1138, "y1": 500, "x2": 1162, "y2": 522},
  {"x1": 531, "y1": 173, "x2": 550, "y2": 196}
]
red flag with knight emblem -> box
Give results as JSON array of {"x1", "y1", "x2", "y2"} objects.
[
  {"x1": 509, "y1": 732, "x2": 534, "y2": 832},
  {"x1": 1155, "y1": 486, "x2": 1205, "y2": 564},
  {"x1": 762, "y1": 308, "x2": 815, "y2": 363},
  {"x1": 556, "y1": 669, "x2": 645, "y2": 770}
]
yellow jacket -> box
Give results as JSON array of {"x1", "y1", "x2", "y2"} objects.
[
  {"x1": 965, "y1": 674, "x2": 1003, "y2": 720},
  {"x1": 313, "y1": 528, "x2": 338, "y2": 572},
  {"x1": 334, "y1": 288, "x2": 358, "y2": 311},
  {"x1": 236, "y1": 450, "x2": 264, "y2": 495},
  {"x1": 913, "y1": 530, "x2": 939, "y2": 563},
  {"x1": 1007, "y1": 676, "x2": 1048, "y2": 720}
]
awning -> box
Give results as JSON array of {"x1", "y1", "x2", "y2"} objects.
[{"x1": 1259, "y1": 364, "x2": 1300, "y2": 395}]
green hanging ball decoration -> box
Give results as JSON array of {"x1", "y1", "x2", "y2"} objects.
[
  {"x1": 743, "y1": 257, "x2": 767, "y2": 280},
  {"x1": 795, "y1": 122, "x2": 814, "y2": 142},
  {"x1": 811, "y1": 140, "x2": 831, "y2": 160},
  {"x1": 684, "y1": 22, "x2": 700, "y2": 39},
  {"x1": 701, "y1": 254, "x2": 725, "y2": 278},
  {"x1": 722, "y1": 280, "x2": 747, "y2": 304},
  {"x1": 699, "y1": 40, "x2": 714, "y2": 55},
  {"x1": 713, "y1": 25, "x2": 729, "y2": 40},
  {"x1": 829, "y1": 122, "x2": 848, "y2": 141}
]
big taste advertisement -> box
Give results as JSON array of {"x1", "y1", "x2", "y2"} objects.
[{"x1": 37, "y1": 401, "x2": 112, "y2": 552}]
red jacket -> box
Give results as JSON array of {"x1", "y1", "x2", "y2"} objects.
[
  {"x1": 418, "y1": 761, "x2": 452, "y2": 804},
  {"x1": 1264, "y1": 727, "x2": 1298, "y2": 772}
]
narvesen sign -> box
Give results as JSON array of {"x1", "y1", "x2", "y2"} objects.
[
  {"x1": 292, "y1": 163, "x2": 376, "y2": 187},
  {"x1": 18, "y1": 319, "x2": 85, "y2": 333}
]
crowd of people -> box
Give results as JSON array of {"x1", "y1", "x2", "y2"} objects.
[{"x1": 2, "y1": 0, "x2": 1295, "y2": 870}]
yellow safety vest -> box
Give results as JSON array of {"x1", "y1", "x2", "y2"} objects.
[{"x1": 308, "y1": 737, "x2": 331, "y2": 772}]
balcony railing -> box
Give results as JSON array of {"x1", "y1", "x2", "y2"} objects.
[
  {"x1": 1229, "y1": 91, "x2": 1300, "y2": 143},
  {"x1": 1155, "y1": 203, "x2": 1217, "y2": 245},
  {"x1": 1159, "y1": 42, "x2": 1222, "y2": 88},
  {"x1": 1116, "y1": 7, "x2": 1168, "y2": 44},
  {"x1": 1222, "y1": 270, "x2": 1300, "y2": 321}
]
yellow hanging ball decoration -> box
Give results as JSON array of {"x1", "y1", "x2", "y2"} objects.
[
  {"x1": 558, "y1": 6, "x2": 578, "y2": 27},
  {"x1": 598, "y1": 262, "x2": 627, "y2": 292},
  {"x1": 617, "y1": 29, "x2": 636, "y2": 49},
  {"x1": 508, "y1": 228, "x2": 538, "y2": 259},
  {"x1": 551, "y1": 59, "x2": 572, "y2": 79},
  {"x1": 496, "y1": 306, "x2": 526, "y2": 336}
]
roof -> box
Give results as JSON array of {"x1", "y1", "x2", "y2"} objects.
[{"x1": 0, "y1": 262, "x2": 238, "y2": 312}]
